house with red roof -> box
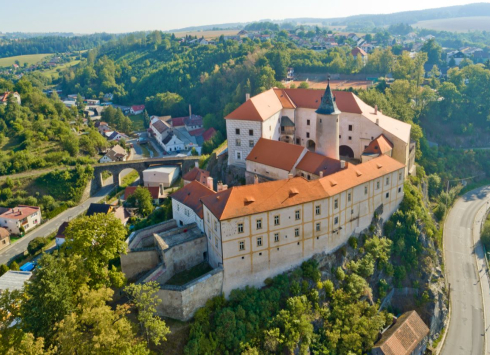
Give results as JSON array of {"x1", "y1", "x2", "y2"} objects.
[
  {"x1": 130, "y1": 105, "x2": 145, "y2": 115},
  {"x1": 351, "y1": 46, "x2": 368, "y2": 65},
  {"x1": 0, "y1": 92, "x2": 21, "y2": 106},
  {"x1": 124, "y1": 186, "x2": 165, "y2": 204},
  {"x1": 0, "y1": 206, "x2": 41, "y2": 235}
]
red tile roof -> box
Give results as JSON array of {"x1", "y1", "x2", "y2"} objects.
[
  {"x1": 226, "y1": 89, "x2": 283, "y2": 121},
  {"x1": 183, "y1": 167, "x2": 210, "y2": 184},
  {"x1": 170, "y1": 117, "x2": 185, "y2": 127},
  {"x1": 125, "y1": 186, "x2": 161, "y2": 200},
  {"x1": 373, "y1": 311, "x2": 429, "y2": 355},
  {"x1": 246, "y1": 138, "x2": 305, "y2": 171},
  {"x1": 296, "y1": 151, "x2": 343, "y2": 176},
  {"x1": 363, "y1": 134, "x2": 394, "y2": 155},
  {"x1": 171, "y1": 181, "x2": 216, "y2": 218},
  {"x1": 132, "y1": 105, "x2": 145, "y2": 112},
  {"x1": 0, "y1": 206, "x2": 40, "y2": 220},
  {"x1": 188, "y1": 128, "x2": 205, "y2": 137},
  {"x1": 351, "y1": 47, "x2": 368, "y2": 57},
  {"x1": 202, "y1": 154, "x2": 404, "y2": 221},
  {"x1": 203, "y1": 127, "x2": 217, "y2": 142}
]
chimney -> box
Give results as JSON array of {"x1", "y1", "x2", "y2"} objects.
[
  {"x1": 288, "y1": 173, "x2": 293, "y2": 179},
  {"x1": 189, "y1": 104, "x2": 192, "y2": 118},
  {"x1": 195, "y1": 161, "x2": 199, "y2": 168},
  {"x1": 217, "y1": 182, "x2": 224, "y2": 192},
  {"x1": 340, "y1": 160, "x2": 346, "y2": 169},
  {"x1": 374, "y1": 105, "x2": 378, "y2": 115},
  {"x1": 246, "y1": 93, "x2": 250, "y2": 101},
  {"x1": 319, "y1": 171, "x2": 324, "y2": 178},
  {"x1": 376, "y1": 118, "x2": 380, "y2": 126},
  {"x1": 254, "y1": 175, "x2": 259, "y2": 185},
  {"x1": 222, "y1": 184, "x2": 228, "y2": 191},
  {"x1": 206, "y1": 176, "x2": 214, "y2": 191}
]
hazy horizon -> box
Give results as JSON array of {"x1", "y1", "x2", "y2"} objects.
[{"x1": 0, "y1": 0, "x2": 484, "y2": 34}]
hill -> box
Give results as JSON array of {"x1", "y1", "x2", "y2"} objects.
[{"x1": 413, "y1": 16, "x2": 490, "y2": 32}]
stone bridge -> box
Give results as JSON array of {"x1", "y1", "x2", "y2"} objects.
[{"x1": 89, "y1": 156, "x2": 199, "y2": 195}]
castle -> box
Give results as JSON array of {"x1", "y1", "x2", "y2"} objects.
[{"x1": 121, "y1": 84, "x2": 413, "y2": 319}]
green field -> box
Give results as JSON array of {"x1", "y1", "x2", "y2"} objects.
[
  {"x1": 129, "y1": 113, "x2": 145, "y2": 131},
  {"x1": 413, "y1": 16, "x2": 490, "y2": 32},
  {"x1": 40, "y1": 59, "x2": 81, "y2": 80},
  {"x1": 0, "y1": 53, "x2": 51, "y2": 68}
]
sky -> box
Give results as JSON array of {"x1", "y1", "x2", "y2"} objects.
[{"x1": 0, "y1": 0, "x2": 483, "y2": 34}]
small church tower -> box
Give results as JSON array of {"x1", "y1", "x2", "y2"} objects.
[{"x1": 315, "y1": 79, "x2": 340, "y2": 160}]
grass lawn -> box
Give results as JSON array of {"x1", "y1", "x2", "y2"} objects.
[
  {"x1": 129, "y1": 113, "x2": 145, "y2": 132},
  {"x1": 166, "y1": 262, "x2": 213, "y2": 286},
  {"x1": 0, "y1": 53, "x2": 51, "y2": 68},
  {"x1": 40, "y1": 59, "x2": 81, "y2": 80},
  {"x1": 121, "y1": 170, "x2": 140, "y2": 188},
  {"x1": 140, "y1": 145, "x2": 151, "y2": 158}
]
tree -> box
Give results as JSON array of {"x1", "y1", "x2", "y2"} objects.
[
  {"x1": 63, "y1": 213, "x2": 127, "y2": 288},
  {"x1": 27, "y1": 237, "x2": 48, "y2": 256},
  {"x1": 421, "y1": 39, "x2": 442, "y2": 65},
  {"x1": 76, "y1": 93, "x2": 85, "y2": 111},
  {"x1": 125, "y1": 281, "x2": 170, "y2": 347},
  {"x1": 54, "y1": 286, "x2": 149, "y2": 355},
  {"x1": 127, "y1": 186, "x2": 154, "y2": 217},
  {"x1": 21, "y1": 254, "x2": 74, "y2": 343},
  {"x1": 9, "y1": 261, "x2": 19, "y2": 271},
  {"x1": 145, "y1": 92, "x2": 186, "y2": 117},
  {"x1": 298, "y1": 81, "x2": 309, "y2": 89},
  {"x1": 0, "y1": 264, "x2": 8, "y2": 276}
]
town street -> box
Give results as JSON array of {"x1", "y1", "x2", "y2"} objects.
[{"x1": 442, "y1": 185, "x2": 490, "y2": 355}]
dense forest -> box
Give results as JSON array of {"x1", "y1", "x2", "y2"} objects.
[{"x1": 0, "y1": 33, "x2": 117, "y2": 58}]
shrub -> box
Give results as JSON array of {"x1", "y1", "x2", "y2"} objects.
[
  {"x1": 335, "y1": 267, "x2": 345, "y2": 281},
  {"x1": 348, "y1": 236, "x2": 358, "y2": 249},
  {"x1": 301, "y1": 259, "x2": 320, "y2": 282},
  {"x1": 9, "y1": 261, "x2": 19, "y2": 271},
  {"x1": 0, "y1": 264, "x2": 8, "y2": 276},
  {"x1": 27, "y1": 237, "x2": 48, "y2": 255}
]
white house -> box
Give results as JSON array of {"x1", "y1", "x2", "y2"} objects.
[
  {"x1": 171, "y1": 180, "x2": 215, "y2": 232},
  {"x1": 0, "y1": 92, "x2": 21, "y2": 106},
  {"x1": 99, "y1": 144, "x2": 128, "y2": 163},
  {"x1": 0, "y1": 206, "x2": 41, "y2": 235},
  {"x1": 143, "y1": 166, "x2": 180, "y2": 188},
  {"x1": 162, "y1": 132, "x2": 185, "y2": 152}
]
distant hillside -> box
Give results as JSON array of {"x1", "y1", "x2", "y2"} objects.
[
  {"x1": 168, "y1": 3, "x2": 490, "y2": 32},
  {"x1": 413, "y1": 16, "x2": 490, "y2": 32}
]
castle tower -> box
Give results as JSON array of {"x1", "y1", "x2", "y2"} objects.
[{"x1": 315, "y1": 79, "x2": 340, "y2": 160}]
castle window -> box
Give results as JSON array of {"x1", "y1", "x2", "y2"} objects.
[
  {"x1": 269, "y1": 126, "x2": 271, "y2": 131},
  {"x1": 306, "y1": 132, "x2": 310, "y2": 138},
  {"x1": 257, "y1": 219, "x2": 262, "y2": 230},
  {"x1": 376, "y1": 181, "x2": 380, "y2": 190},
  {"x1": 348, "y1": 136, "x2": 352, "y2": 140},
  {"x1": 236, "y1": 128, "x2": 240, "y2": 135},
  {"x1": 295, "y1": 228, "x2": 300, "y2": 237},
  {"x1": 257, "y1": 237, "x2": 262, "y2": 246},
  {"x1": 315, "y1": 205, "x2": 321, "y2": 215},
  {"x1": 239, "y1": 241, "x2": 245, "y2": 250},
  {"x1": 214, "y1": 221, "x2": 218, "y2": 231},
  {"x1": 398, "y1": 187, "x2": 402, "y2": 193},
  {"x1": 236, "y1": 151, "x2": 242, "y2": 160},
  {"x1": 334, "y1": 199, "x2": 338, "y2": 209},
  {"x1": 274, "y1": 233, "x2": 279, "y2": 242},
  {"x1": 386, "y1": 177, "x2": 390, "y2": 186},
  {"x1": 249, "y1": 129, "x2": 254, "y2": 136},
  {"x1": 316, "y1": 222, "x2": 321, "y2": 232},
  {"x1": 215, "y1": 238, "x2": 219, "y2": 248},
  {"x1": 307, "y1": 119, "x2": 310, "y2": 126},
  {"x1": 348, "y1": 125, "x2": 353, "y2": 131},
  {"x1": 339, "y1": 135, "x2": 341, "y2": 139},
  {"x1": 296, "y1": 138, "x2": 300, "y2": 145},
  {"x1": 274, "y1": 215, "x2": 280, "y2": 226},
  {"x1": 281, "y1": 126, "x2": 285, "y2": 132},
  {"x1": 295, "y1": 210, "x2": 300, "y2": 220},
  {"x1": 236, "y1": 139, "x2": 241, "y2": 146},
  {"x1": 249, "y1": 140, "x2": 254, "y2": 147},
  {"x1": 386, "y1": 192, "x2": 390, "y2": 198},
  {"x1": 351, "y1": 209, "x2": 354, "y2": 215},
  {"x1": 207, "y1": 212, "x2": 209, "y2": 223},
  {"x1": 334, "y1": 216, "x2": 339, "y2": 225},
  {"x1": 307, "y1": 175, "x2": 310, "y2": 180},
  {"x1": 399, "y1": 172, "x2": 403, "y2": 181},
  {"x1": 320, "y1": 119, "x2": 322, "y2": 123},
  {"x1": 364, "y1": 186, "x2": 368, "y2": 195},
  {"x1": 348, "y1": 192, "x2": 351, "y2": 202},
  {"x1": 238, "y1": 223, "x2": 244, "y2": 233}
]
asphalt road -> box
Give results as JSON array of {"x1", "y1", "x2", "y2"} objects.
[{"x1": 443, "y1": 185, "x2": 490, "y2": 355}]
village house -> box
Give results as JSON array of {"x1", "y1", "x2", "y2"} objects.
[
  {"x1": 99, "y1": 144, "x2": 128, "y2": 163},
  {"x1": 0, "y1": 206, "x2": 41, "y2": 235},
  {"x1": 124, "y1": 186, "x2": 165, "y2": 205},
  {"x1": 0, "y1": 91, "x2": 21, "y2": 105},
  {"x1": 55, "y1": 221, "x2": 69, "y2": 247},
  {"x1": 183, "y1": 162, "x2": 210, "y2": 185},
  {"x1": 351, "y1": 46, "x2": 368, "y2": 65},
  {"x1": 372, "y1": 310, "x2": 430, "y2": 355},
  {"x1": 86, "y1": 203, "x2": 131, "y2": 226},
  {"x1": 130, "y1": 105, "x2": 145, "y2": 115},
  {"x1": 0, "y1": 227, "x2": 10, "y2": 251}
]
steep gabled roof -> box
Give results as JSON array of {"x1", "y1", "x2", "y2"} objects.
[
  {"x1": 246, "y1": 138, "x2": 305, "y2": 172},
  {"x1": 351, "y1": 47, "x2": 368, "y2": 57},
  {"x1": 183, "y1": 167, "x2": 210, "y2": 183},
  {"x1": 86, "y1": 203, "x2": 112, "y2": 216},
  {"x1": 171, "y1": 181, "x2": 215, "y2": 218},
  {"x1": 225, "y1": 89, "x2": 283, "y2": 121},
  {"x1": 363, "y1": 134, "x2": 394, "y2": 155},
  {"x1": 373, "y1": 310, "x2": 429, "y2": 355}
]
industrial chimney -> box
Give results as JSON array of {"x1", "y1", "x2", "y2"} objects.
[{"x1": 189, "y1": 104, "x2": 192, "y2": 119}]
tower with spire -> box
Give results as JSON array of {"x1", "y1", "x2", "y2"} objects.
[{"x1": 315, "y1": 78, "x2": 341, "y2": 159}]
